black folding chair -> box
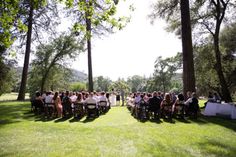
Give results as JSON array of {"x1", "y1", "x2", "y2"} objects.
[
  {"x1": 73, "y1": 102, "x2": 85, "y2": 118},
  {"x1": 85, "y1": 103, "x2": 99, "y2": 118},
  {"x1": 98, "y1": 101, "x2": 108, "y2": 114}
]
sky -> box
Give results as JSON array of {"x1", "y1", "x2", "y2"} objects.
[
  {"x1": 16, "y1": 0, "x2": 181, "y2": 81},
  {"x1": 71, "y1": 0, "x2": 182, "y2": 81}
]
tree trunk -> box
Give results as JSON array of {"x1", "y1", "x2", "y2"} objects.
[
  {"x1": 213, "y1": 36, "x2": 232, "y2": 102},
  {"x1": 17, "y1": 2, "x2": 34, "y2": 100},
  {"x1": 180, "y1": 0, "x2": 196, "y2": 99},
  {"x1": 212, "y1": 1, "x2": 232, "y2": 102},
  {"x1": 86, "y1": 1, "x2": 93, "y2": 92}
]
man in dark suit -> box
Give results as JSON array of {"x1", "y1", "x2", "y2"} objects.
[{"x1": 148, "y1": 91, "x2": 161, "y2": 119}]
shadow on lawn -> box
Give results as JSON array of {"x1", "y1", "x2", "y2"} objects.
[
  {"x1": 69, "y1": 116, "x2": 96, "y2": 123},
  {"x1": 197, "y1": 139, "x2": 236, "y2": 157},
  {"x1": 173, "y1": 114, "x2": 236, "y2": 131},
  {"x1": 0, "y1": 103, "x2": 29, "y2": 127},
  {"x1": 195, "y1": 115, "x2": 236, "y2": 131}
]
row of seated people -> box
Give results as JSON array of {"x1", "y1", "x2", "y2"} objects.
[
  {"x1": 31, "y1": 91, "x2": 110, "y2": 118},
  {"x1": 126, "y1": 91, "x2": 199, "y2": 120}
]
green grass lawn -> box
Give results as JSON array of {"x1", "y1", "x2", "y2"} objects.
[
  {"x1": 0, "y1": 101, "x2": 236, "y2": 157},
  {"x1": 0, "y1": 93, "x2": 29, "y2": 101}
]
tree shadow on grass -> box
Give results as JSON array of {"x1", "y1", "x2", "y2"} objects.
[
  {"x1": 69, "y1": 116, "x2": 84, "y2": 123},
  {"x1": 54, "y1": 116, "x2": 72, "y2": 123},
  {"x1": 174, "y1": 117, "x2": 191, "y2": 123},
  {"x1": 149, "y1": 118, "x2": 163, "y2": 124},
  {"x1": 162, "y1": 118, "x2": 176, "y2": 124},
  {"x1": 81, "y1": 117, "x2": 96, "y2": 123},
  {"x1": 187, "y1": 115, "x2": 236, "y2": 131},
  {"x1": 197, "y1": 139, "x2": 236, "y2": 157},
  {"x1": 0, "y1": 104, "x2": 29, "y2": 127}
]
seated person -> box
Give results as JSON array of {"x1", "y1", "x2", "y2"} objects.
[
  {"x1": 98, "y1": 91, "x2": 108, "y2": 108},
  {"x1": 213, "y1": 92, "x2": 221, "y2": 103},
  {"x1": 204, "y1": 92, "x2": 214, "y2": 108},
  {"x1": 84, "y1": 92, "x2": 98, "y2": 117},
  {"x1": 173, "y1": 93, "x2": 185, "y2": 118},
  {"x1": 84, "y1": 92, "x2": 97, "y2": 106},
  {"x1": 136, "y1": 94, "x2": 148, "y2": 119},
  {"x1": 45, "y1": 91, "x2": 53, "y2": 104},
  {"x1": 33, "y1": 91, "x2": 44, "y2": 113},
  {"x1": 161, "y1": 93, "x2": 173, "y2": 119},
  {"x1": 62, "y1": 91, "x2": 72, "y2": 117},
  {"x1": 99, "y1": 91, "x2": 108, "y2": 102},
  {"x1": 185, "y1": 92, "x2": 199, "y2": 118},
  {"x1": 148, "y1": 91, "x2": 161, "y2": 119}
]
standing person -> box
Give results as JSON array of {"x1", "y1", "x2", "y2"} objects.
[
  {"x1": 120, "y1": 89, "x2": 125, "y2": 106},
  {"x1": 110, "y1": 89, "x2": 116, "y2": 107},
  {"x1": 53, "y1": 92, "x2": 63, "y2": 118},
  {"x1": 106, "y1": 92, "x2": 111, "y2": 109},
  {"x1": 116, "y1": 91, "x2": 121, "y2": 106}
]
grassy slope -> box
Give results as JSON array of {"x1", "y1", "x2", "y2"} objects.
[{"x1": 0, "y1": 101, "x2": 236, "y2": 157}]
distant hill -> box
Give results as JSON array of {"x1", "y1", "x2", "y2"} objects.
[
  {"x1": 15, "y1": 67, "x2": 87, "y2": 83},
  {"x1": 70, "y1": 69, "x2": 87, "y2": 82}
]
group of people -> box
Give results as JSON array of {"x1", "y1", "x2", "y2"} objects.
[
  {"x1": 31, "y1": 89, "x2": 201, "y2": 120},
  {"x1": 32, "y1": 90, "x2": 124, "y2": 118},
  {"x1": 126, "y1": 91, "x2": 199, "y2": 120},
  {"x1": 203, "y1": 92, "x2": 221, "y2": 108}
]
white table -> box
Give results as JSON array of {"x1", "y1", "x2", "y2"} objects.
[{"x1": 203, "y1": 102, "x2": 236, "y2": 119}]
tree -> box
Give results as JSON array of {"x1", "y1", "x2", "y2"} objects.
[
  {"x1": 153, "y1": 55, "x2": 180, "y2": 93},
  {"x1": 29, "y1": 34, "x2": 84, "y2": 95},
  {"x1": 149, "y1": 0, "x2": 195, "y2": 98},
  {"x1": 220, "y1": 23, "x2": 236, "y2": 94},
  {"x1": 17, "y1": 0, "x2": 34, "y2": 100},
  {"x1": 180, "y1": 0, "x2": 196, "y2": 97},
  {"x1": 195, "y1": 43, "x2": 220, "y2": 95},
  {"x1": 0, "y1": 0, "x2": 25, "y2": 52},
  {"x1": 70, "y1": 82, "x2": 87, "y2": 91},
  {"x1": 195, "y1": 23, "x2": 236, "y2": 96},
  {"x1": 0, "y1": 0, "x2": 26, "y2": 95},
  {"x1": 127, "y1": 75, "x2": 147, "y2": 92},
  {"x1": 18, "y1": 0, "x2": 59, "y2": 100},
  {"x1": 94, "y1": 76, "x2": 112, "y2": 92},
  {"x1": 0, "y1": 59, "x2": 16, "y2": 96},
  {"x1": 63, "y1": 0, "x2": 129, "y2": 92},
  {"x1": 109, "y1": 80, "x2": 130, "y2": 95},
  {"x1": 190, "y1": 0, "x2": 234, "y2": 102},
  {"x1": 150, "y1": 0, "x2": 236, "y2": 102}
]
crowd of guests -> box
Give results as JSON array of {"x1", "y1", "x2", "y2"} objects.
[
  {"x1": 32, "y1": 90, "x2": 204, "y2": 120},
  {"x1": 126, "y1": 91, "x2": 199, "y2": 120},
  {"x1": 32, "y1": 91, "x2": 114, "y2": 118}
]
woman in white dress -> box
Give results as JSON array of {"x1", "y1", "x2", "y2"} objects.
[{"x1": 110, "y1": 91, "x2": 117, "y2": 107}]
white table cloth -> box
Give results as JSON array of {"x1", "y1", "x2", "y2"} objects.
[{"x1": 204, "y1": 102, "x2": 236, "y2": 119}]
